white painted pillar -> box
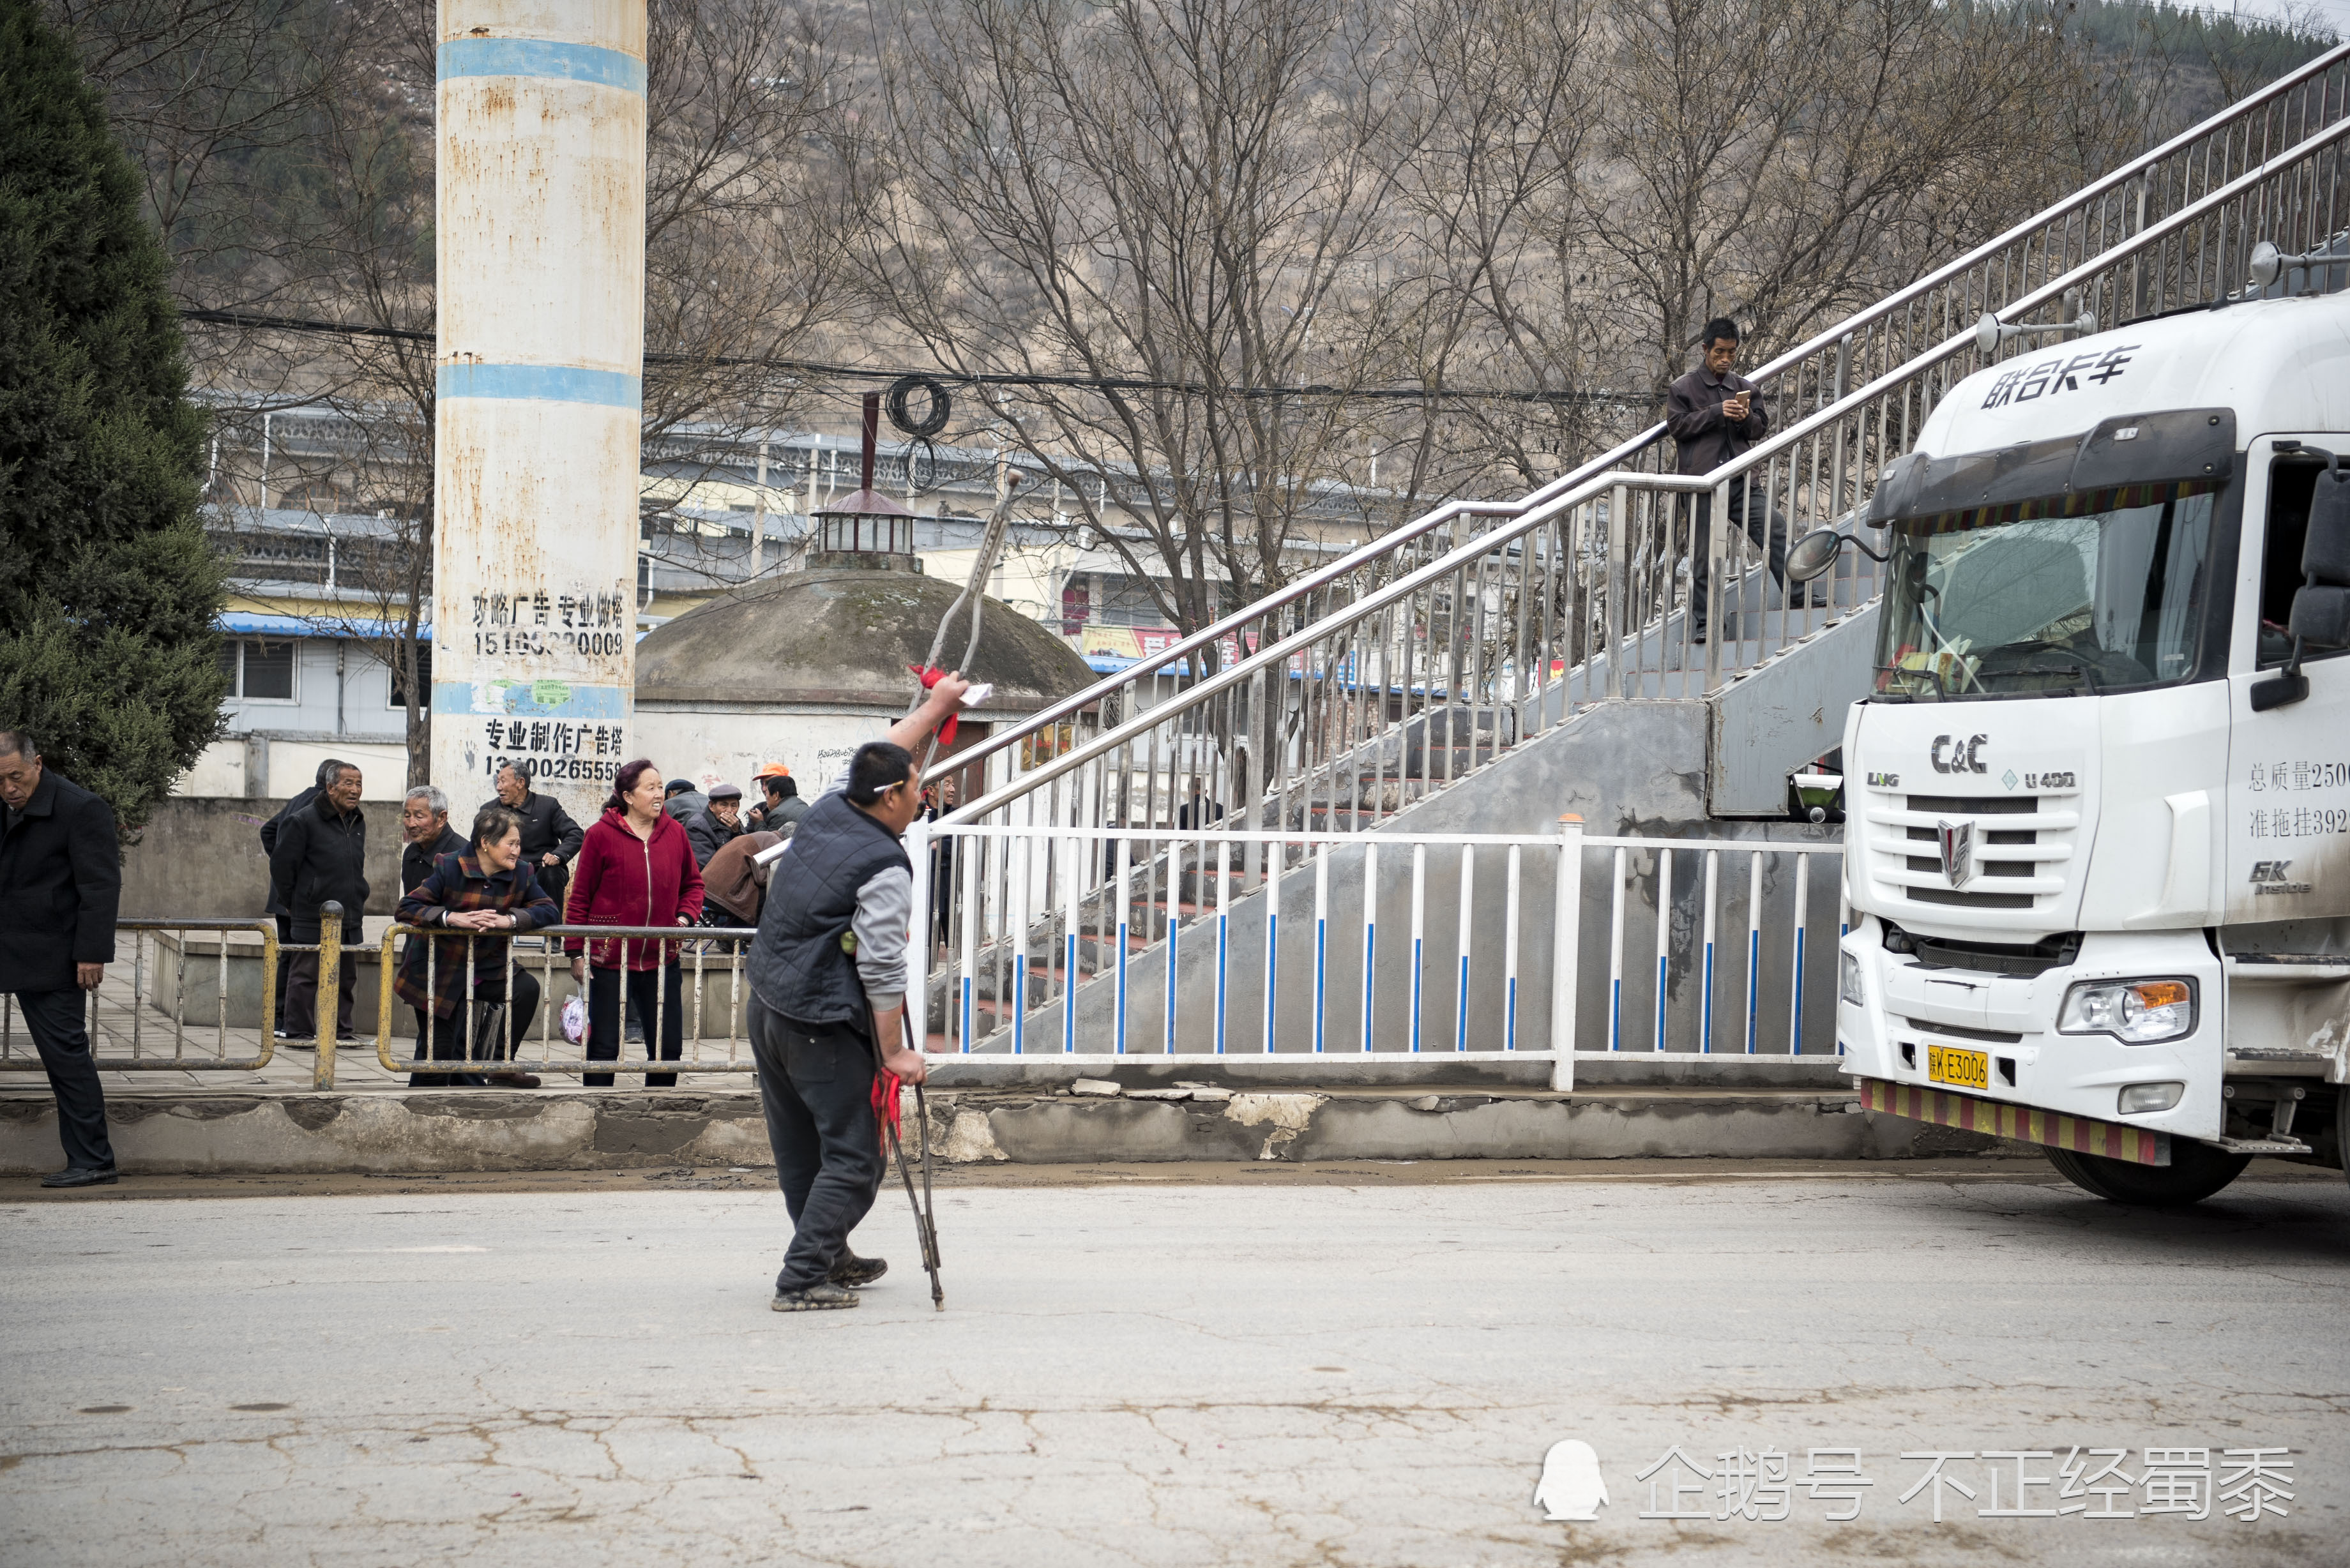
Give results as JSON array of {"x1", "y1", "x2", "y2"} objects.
[{"x1": 432, "y1": 3, "x2": 649, "y2": 824}]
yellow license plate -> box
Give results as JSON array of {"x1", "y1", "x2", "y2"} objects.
[{"x1": 1926, "y1": 1044, "x2": 1990, "y2": 1090}]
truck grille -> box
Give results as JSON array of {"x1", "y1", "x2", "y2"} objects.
[{"x1": 1863, "y1": 790, "x2": 2079, "y2": 917}]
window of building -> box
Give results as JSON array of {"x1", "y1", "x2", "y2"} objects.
[
  {"x1": 388, "y1": 645, "x2": 432, "y2": 709},
  {"x1": 1096, "y1": 573, "x2": 1176, "y2": 628},
  {"x1": 220, "y1": 637, "x2": 298, "y2": 702}
]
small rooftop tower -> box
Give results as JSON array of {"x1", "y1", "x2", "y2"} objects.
[{"x1": 811, "y1": 391, "x2": 920, "y2": 571}]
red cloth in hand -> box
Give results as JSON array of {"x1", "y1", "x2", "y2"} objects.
[
  {"x1": 870, "y1": 1064, "x2": 902, "y2": 1152},
  {"x1": 909, "y1": 665, "x2": 959, "y2": 746}
]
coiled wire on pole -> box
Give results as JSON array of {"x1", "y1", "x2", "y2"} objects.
[{"x1": 885, "y1": 374, "x2": 951, "y2": 439}]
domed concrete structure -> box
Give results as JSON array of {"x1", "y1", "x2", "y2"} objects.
[{"x1": 630, "y1": 565, "x2": 1097, "y2": 799}]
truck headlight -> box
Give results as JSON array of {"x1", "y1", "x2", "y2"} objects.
[
  {"x1": 2058, "y1": 978, "x2": 2195, "y2": 1043},
  {"x1": 2118, "y1": 1082, "x2": 2184, "y2": 1115},
  {"x1": 1840, "y1": 950, "x2": 1866, "y2": 1007}
]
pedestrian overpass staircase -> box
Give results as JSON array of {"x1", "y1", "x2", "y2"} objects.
[{"x1": 919, "y1": 45, "x2": 2350, "y2": 1060}]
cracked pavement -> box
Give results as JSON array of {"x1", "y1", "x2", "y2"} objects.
[{"x1": 4, "y1": 1167, "x2": 2346, "y2": 1565}]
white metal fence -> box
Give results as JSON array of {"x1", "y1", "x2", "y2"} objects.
[{"x1": 906, "y1": 818, "x2": 1846, "y2": 1087}]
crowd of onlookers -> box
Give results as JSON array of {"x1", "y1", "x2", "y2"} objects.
[
  {"x1": 257, "y1": 754, "x2": 821, "y2": 1089},
  {"x1": 0, "y1": 725, "x2": 960, "y2": 1186}
]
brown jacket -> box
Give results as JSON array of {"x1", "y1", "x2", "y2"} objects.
[
  {"x1": 701, "y1": 830, "x2": 782, "y2": 926},
  {"x1": 1665, "y1": 365, "x2": 1770, "y2": 476}
]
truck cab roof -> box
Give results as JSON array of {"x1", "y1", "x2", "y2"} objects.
[{"x1": 1916, "y1": 292, "x2": 2350, "y2": 460}]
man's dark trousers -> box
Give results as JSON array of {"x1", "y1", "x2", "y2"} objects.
[
  {"x1": 271, "y1": 915, "x2": 294, "y2": 1026},
  {"x1": 284, "y1": 951, "x2": 357, "y2": 1039},
  {"x1": 11, "y1": 988, "x2": 114, "y2": 1170},
  {"x1": 749, "y1": 993, "x2": 885, "y2": 1292},
  {"x1": 1688, "y1": 478, "x2": 1789, "y2": 636}
]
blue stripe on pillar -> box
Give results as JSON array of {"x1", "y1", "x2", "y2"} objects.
[
  {"x1": 437, "y1": 36, "x2": 648, "y2": 94},
  {"x1": 431, "y1": 681, "x2": 628, "y2": 720},
  {"x1": 436, "y1": 363, "x2": 642, "y2": 411}
]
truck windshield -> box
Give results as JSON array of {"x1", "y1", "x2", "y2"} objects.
[{"x1": 1874, "y1": 479, "x2": 2219, "y2": 699}]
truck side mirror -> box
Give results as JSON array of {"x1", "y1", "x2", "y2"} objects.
[{"x1": 1786, "y1": 531, "x2": 1844, "y2": 583}]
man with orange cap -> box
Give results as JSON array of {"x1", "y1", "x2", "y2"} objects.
[{"x1": 747, "y1": 762, "x2": 806, "y2": 835}]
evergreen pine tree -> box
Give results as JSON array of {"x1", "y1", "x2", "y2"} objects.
[{"x1": 0, "y1": 0, "x2": 226, "y2": 835}]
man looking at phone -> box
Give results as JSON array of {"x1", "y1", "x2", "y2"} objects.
[{"x1": 1667, "y1": 317, "x2": 1788, "y2": 642}]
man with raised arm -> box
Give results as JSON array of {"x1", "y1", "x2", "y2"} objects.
[{"x1": 747, "y1": 671, "x2": 967, "y2": 1312}]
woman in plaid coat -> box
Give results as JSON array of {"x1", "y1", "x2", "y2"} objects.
[{"x1": 396, "y1": 804, "x2": 559, "y2": 1087}]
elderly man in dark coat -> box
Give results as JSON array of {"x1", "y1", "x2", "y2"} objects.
[
  {"x1": 485, "y1": 762, "x2": 584, "y2": 909},
  {"x1": 401, "y1": 785, "x2": 468, "y2": 895},
  {"x1": 686, "y1": 782, "x2": 745, "y2": 868},
  {"x1": 269, "y1": 760, "x2": 370, "y2": 1042},
  {"x1": 261, "y1": 757, "x2": 346, "y2": 1035},
  {"x1": 0, "y1": 731, "x2": 123, "y2": 1187}
]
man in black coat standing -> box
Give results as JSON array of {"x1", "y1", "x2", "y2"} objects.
[
  {"x1": 269, "y1": 760, "x2": 370, "y2": 1041},
  {"x1": 0, "y1": 731, "x2": 122, "y2": 1188},
  {"x1": 260, "y1": 757, "x2": 346, "y2": 1036},
  {"x1": 1666, "y1": 316, "x2": 1788, "y2": 642},
  {"x1": 487, "y1": 762, "x2": 582, "y2": 909}
]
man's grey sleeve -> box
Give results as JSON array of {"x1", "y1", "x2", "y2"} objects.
[{"x1": 852, "y1": 863, "x2": 913, "y2": 1016}]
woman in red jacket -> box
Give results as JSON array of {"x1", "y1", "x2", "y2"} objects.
[{"x1": 566, "y1": 758, "x2": 705, "y2": 1087}]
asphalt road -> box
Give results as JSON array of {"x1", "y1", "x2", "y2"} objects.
[{"x1": 5, "y1": 1165, "x2": 2346, "y2": 1567}]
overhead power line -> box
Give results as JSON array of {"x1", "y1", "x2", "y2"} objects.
[{"x1": 178, "y1": 307, "x2": 1623, "y2": 406}]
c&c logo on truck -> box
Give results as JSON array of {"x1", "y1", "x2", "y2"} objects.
[{"x1": 1930, "y1": 734, "x2": 1988, "y2": 774}]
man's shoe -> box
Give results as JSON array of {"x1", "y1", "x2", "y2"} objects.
[
  {"x1": 40, "y1": 1166, "x2": 118, "y2": 1189},
  {"x1": 771, "y1": 1281, "x2": 860, "y2": 1311},
  {"x1": 272, "y1": 1028, "x2": 293, "y2": 1040},
  {"x1": 828, "y1": 1251, "x2": 888, "y2": 1288},
  {"x1": 487, "y1": 1071, "x2": 542, "y2": 1089}
]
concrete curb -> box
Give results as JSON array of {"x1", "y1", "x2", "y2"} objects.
[
  {"x1": 926, "y1": 1053, "x2": 1849, "y2": 1090},
  {"x1": 0, "y1": 1080, "x2": 1993, "y2": 1175}
]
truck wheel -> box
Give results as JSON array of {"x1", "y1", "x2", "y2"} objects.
[{"x1": 2047, "y1": 1143, "x2": 2252, "y2": 1207}]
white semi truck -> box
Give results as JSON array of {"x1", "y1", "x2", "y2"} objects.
[{"x1": 1792, "y1": 266, "x2": 2350, "y2": 1206}]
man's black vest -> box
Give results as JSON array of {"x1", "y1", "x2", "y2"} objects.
[{"x1": 746, "y1": 789, "x2": 911, "y2": 1031}]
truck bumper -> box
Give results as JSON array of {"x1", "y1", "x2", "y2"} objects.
[
  {"x1": 1854, "y1": 1078, "x2": 2171, "y2": 1165},
  {"x1": 1835, "y1": 919, "x2": 2224, "y2": 1142}
]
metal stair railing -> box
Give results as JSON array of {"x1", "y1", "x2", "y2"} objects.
[
  {"x1": 944, "y1": 42, "x2": 2350, "y2": 821},
  {"x1": 918, "y1": 85, "x2": 2350, "y2": 1051},
  {"x1": 961, "y1": 100, "x2": 2350, "y2": 839}
]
